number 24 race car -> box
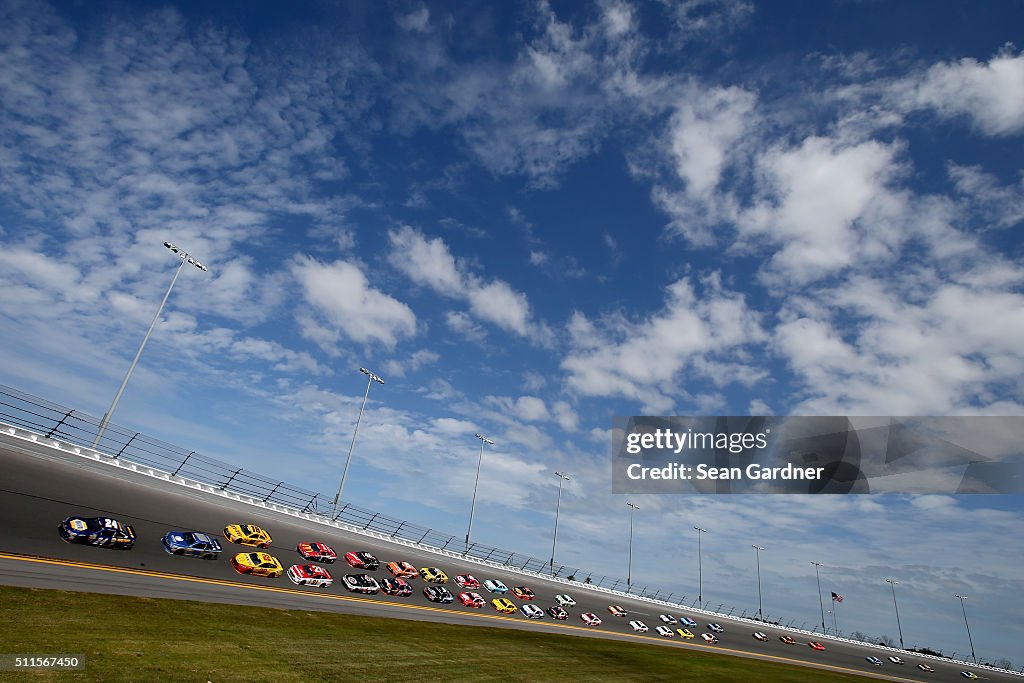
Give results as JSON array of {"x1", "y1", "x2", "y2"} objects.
[{"x1": 59, "y1": 516, "x2": 136, "y2": 549}]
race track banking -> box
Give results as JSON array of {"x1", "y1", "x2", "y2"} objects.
[{"x1": 0, "y1": 433, "x2": 1015, "y2": 682}]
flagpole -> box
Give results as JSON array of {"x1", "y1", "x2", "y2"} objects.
[{"x1": 831, "y1": 592, "x2": 842, "y2": 634}]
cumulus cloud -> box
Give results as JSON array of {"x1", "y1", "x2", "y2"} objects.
[
  {"x1": 894, "y1": 47, "x2": 1024, "y2": 136},
  {"x1": 388, "y1": 225, "x2": 550, "y2": 343},
  {"x1": 291, "y1": 256, "x2": 417, "y2": 351},
  {"x1": 562, "y1": 276, "x2": 766, "y2": 412}
]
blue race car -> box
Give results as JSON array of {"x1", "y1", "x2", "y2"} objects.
[
  {"x1": 162, "y1": 530, "x2": 222, "y2": 559},
  {"x1": 679, "y1": 617, "x2": 698, "y2": 628},
  {"x1": 58, "y1": 516, "x2": 136, "y2": 549}
]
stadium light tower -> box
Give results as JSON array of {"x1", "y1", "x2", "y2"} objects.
[
  {"x1": 549, "y1": 471, "x2": 570, "y2": 575},
  {"x1": 465, "y1": 433, "x2": 494, "y2": 549},
  {"x1": 887, "y1": 578, "x2": 905, "y2": 649},
  {"x1": 626, "y1": 502, "x2": 640, "y2": 593},
  {"x1": 695, "y1": 526, "x2": 707, "y2": 608},
  {"x1": 811, "y1": 561, "x2": 827, "y2": 634},
  {"x1": 752, "y1": 545, "x2": 765, "y2": 622},
  {"x1": 92, "y1": 241, "x2": 208, "y2": 449},
  {"x1": 332, "y1": 367, "x2": 384, "y2": 513},
  {"x1": 955, "y1": 595, "x2": 977, "y2": 664}
]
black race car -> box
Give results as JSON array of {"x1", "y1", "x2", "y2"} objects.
[
  {"x1": 58, "y1": 516, "x2": 136, "y2": 549},
  {"x1": 423, "y1": 586, "x2": 455, "y2": 604},
  {"x1": 380, "y1": 577, "x2": 413, "y2": 597}
]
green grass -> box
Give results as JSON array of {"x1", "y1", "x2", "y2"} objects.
[{"x1": 0, "y1": 586, "x2": 875, "y2": 682}]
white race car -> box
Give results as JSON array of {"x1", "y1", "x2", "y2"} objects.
[
  {"x1": 520, "y1": 603, "x2": 544, "y2": 619},
  {"x1": 286, "y1": 564, "x2": 333, "y2": 588},
  {"x1": 701, "y1": 633, "x2": 719, "y2": 644},
  {"x1": 888, "y1": 656, "x2": 904, "y2": 665},
  {"x1": 752, "y1": 632, "x2": 768, "y2": 641},
  {"x1": 866, "y1": 656, "x2": 883, "y2": 666},
  {"x1": 581, "y1": 612, "x2": 602, "y2": 626},
  {"x1": 555, "y1": 594, "x2": 576, "y2": 607},
  {"x1": 655, "y1": 625, "x2": 675, "y2": 637},
  {"x1": 707, "y1": 623, "x2": 725, "y2": 633},
  {"x1": 629, "y1": 620, "x2": 649, "y2": 633},
  {"x1": 659, "y1": 614, "x2": 677, "y2": 624}
]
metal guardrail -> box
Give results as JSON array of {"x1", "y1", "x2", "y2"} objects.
[{"x1": 1, "y1": 384, "x2": 1019, "y2": 675}]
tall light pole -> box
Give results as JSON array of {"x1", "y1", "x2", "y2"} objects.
[
  {"x1": 752, "y1": 545, "x2": 765, "y2": 622},
  {"x1": 93, "y1": 241, "x2": 208, "y2": 449},
  {"x1": 887, "y1": 579, "x2": 905, "y2": 649},
  {"x1": 465, "y1": 433, "x2": 494, "y2": 549},
  {"x1": 695, "y1": 526, "x2": 707, "y2": 608},
  {"x1": 626, "y1": 502, "x2": 639, "y2": 593},
  {"x1": 811, "y1": 561, "x2": 827, "y2": 634},
  {"x1": 955, "y1": 595, "x2": 977, "y2": 664},
  {"x1": 549, "y1": 471, "x2": 570, "y2": 575},
  {"x1": 332, "y1": 367, "x2": 384, "y2": 513},
  {"x1": 828, "y1": 609, "x2": 837, "y2": 634}
]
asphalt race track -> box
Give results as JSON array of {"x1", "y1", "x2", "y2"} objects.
[{"x1": 0, "y1": 434, "x2": 1016, "y2": 682}]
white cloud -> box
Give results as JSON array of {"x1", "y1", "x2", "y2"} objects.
[
  {"x1": 897, "y1": 48, "x2": 1024, "y2": 136},
  {"x1": 445, "y1": 311, "x2": 486, "y2": 342},
  {"x1": 388, "y1": 226, "x2": 550, "y2": 343},
  {"x1": 667, "y1": 86, "x2": 756, "y2": 201},
  {"x1": 396, "y1": 6, "x2": 430, "y2": 33},
  {"x1": 466, "y1": 280, "x2": 532, "y2": 336},
  {"x1": 552, "y1": 400, "x2": 579, "y2": 432},
  {"x1": 739, "y1": 136, "x2": 907, "y2": 284},
  {"x1": 387, "y1": 225, "x2": 463, "y2": 296},
  {"x1": 291, "y1": 256, "x2": 417, "y2": 351},
  {"x1": 383, "y1": 349, "x2": 440, "y2": 378},
  {"x1": 562, "y1": 276, "x2": 765, "y2": 412}
]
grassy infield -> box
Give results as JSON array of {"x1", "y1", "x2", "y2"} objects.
[{"x1": 1, "y1": 586, "x2": 873, "y2": 682}]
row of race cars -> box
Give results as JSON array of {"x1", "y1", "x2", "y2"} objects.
[{"x1": 56, "y1": 516, "x2": 984, "y2": 678}]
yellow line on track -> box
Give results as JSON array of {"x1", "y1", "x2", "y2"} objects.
[{"x1": 0, "y1": 551, "x2": 920, "y2": 681}]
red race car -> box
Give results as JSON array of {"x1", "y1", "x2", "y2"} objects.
[
  {"x1": 344, "y1": 551, "x2": 380, "y2": 570},
  {"x1": 454, "y1": 574, "x2": 481, "y2": 589},
  {"x1": 512, "y1": 586, "x2": 535, "y2": 600},
  {"x1": 808, "y1": 641, "x2": 826, "y2": 651},
  {"x1": 297, "y1": 542, "x2": 337, "y2": 563},
  {"x1": 459, "y1": 591, "x2": 486, "y2": 608}
]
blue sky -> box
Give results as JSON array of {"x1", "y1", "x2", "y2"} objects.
[{"x1": 1, "y1": 0, "x2": 1023, "y2": 665}]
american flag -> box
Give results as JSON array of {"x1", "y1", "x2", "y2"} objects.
[{"x1": 831, "y1": 591, "x2": 844, "y2": 603}]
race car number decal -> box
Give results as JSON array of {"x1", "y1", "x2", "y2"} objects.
[{"x1": 69, "y1": 519, "x2": 87, "y2": 532}]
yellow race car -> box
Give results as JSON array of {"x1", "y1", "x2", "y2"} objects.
[
  {"x1": 491, "y1": 597, "x2": 517, "y2": 614},
  {"x1": 223, "y1": 524, "x2": 272, "y2": 548},
  {"x1": 676, "y1": 628, "x2": 695, "y2": 639},
  {"x1": 230, "y1": 552, "x2": 284, "y2": 578},
  {"x1": 419, "y1": 566, "x2": 449, "y2": 583}
]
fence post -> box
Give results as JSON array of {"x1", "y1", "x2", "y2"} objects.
[
  {"x1": 302, "y1": 494, "x2": 318, "y2": 513},
  {"x1": 391, "y1": 521, "x2": 406, "y2": 538},
  {"x1": 172, "y1": 452, "x2": 196, "y2": 477},
  {"x1": 417, "y1": 528, "x2": 432, "y2": 544},
  {"x1": 220, "y1": 468, "x2": 242, "y2": 490},
  {"x1": 46, "y1": 409, "x2": 75, "y2": 439},
  {"x1": 115, "y1": 432, "x2": 140, "y2": 459},
  {"x1": 441, "y1": 535, "x2": 456, "y2": 550},
  {"x1": 362, "y1": 513, "x2": 380, "y2": 530},
  {"x1": 263, "y1": 482, "x2": 283, "y2": 502},
  {"x1": 483, "y1": 548, "x2": 498, "y2": 561},
  {"x1": 333, "y1": 503, "x2": 349, "y2": 521}
]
